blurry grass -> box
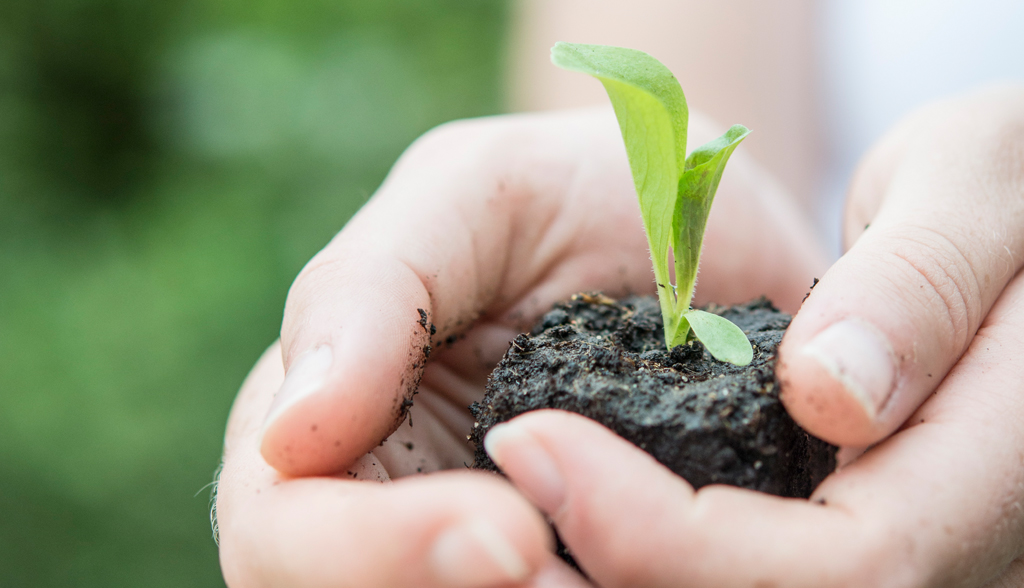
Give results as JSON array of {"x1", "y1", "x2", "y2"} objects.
[{"x1": 0, "y1": 1, "x2": 508, "y2": 585}]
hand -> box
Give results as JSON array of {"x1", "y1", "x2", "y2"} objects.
[
  {"x1": 215, "y1": 107, "x2": 826, "y2": 587},
  {"x1": 780, "y1": 84, "x2": 1024, "y2": 449},
  {"x1": 484, "y1": 85, "x2": 1024, "y2": 587}
]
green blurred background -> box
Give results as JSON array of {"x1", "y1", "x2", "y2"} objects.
[{"x1": 0, "y1": 1, "x2": 508, "y2": 585}]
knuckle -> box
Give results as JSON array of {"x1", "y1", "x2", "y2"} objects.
[
  {"x1": 281, "y1": 251, "x2": 358, "y2": 338},
  {"x1": 883, "y1": 225, "x2": 983, "y2": 355}
]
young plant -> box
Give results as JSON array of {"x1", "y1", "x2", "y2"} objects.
[{"x1": 552, "y1": 42, "x2": 753, "y2": 366}]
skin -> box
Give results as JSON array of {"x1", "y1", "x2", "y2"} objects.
[{"x1": 217, "y1": 86, "x2": 1024, "y2": 587}]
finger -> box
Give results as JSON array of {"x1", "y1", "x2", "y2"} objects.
[
  {"x1": 219, "y1": 345, "x2": 553, "y2": 588},
  {"x1": 489, "y1": 405, "x2": 1023, "y2": 587},
  {"x1": 219, "y1": 473, "x2": 554, "y2": 588},
  {"x1": 779, "y1": 85, "x2": 1024, "y2": 446},
  {"x1": 486, "y1": 410, "x2": 834, "y2": 588},
  {"x1": 219, "y1": 474, "x2": 553, "y2": 588},
  {"x1": 486, "y1": 265, "x2": 1024, "y2": 588}
]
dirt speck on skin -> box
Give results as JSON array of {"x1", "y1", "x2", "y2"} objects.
[
  {"x1": 394, "y1": 309, "x2": 433, "y2": 429},
  {"x1": 470, "y1": 294, "x2": 836, "y2": 498},
  {"x1": 802, "y1": 277, "x2": 820, "y2": 303}
]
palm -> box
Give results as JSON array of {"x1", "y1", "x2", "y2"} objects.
[{"x1": 366, "y1": 356, "x2": 485, "y2": 477}]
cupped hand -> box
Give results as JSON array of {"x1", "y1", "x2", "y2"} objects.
[
  {"x1": 215, "y1": 107, "x2": 826, "y2": 587},
  {"x1": 486, "y1": 86, "x2": 1024, "y2": 587},
  {"x1": 780, "y1": 85, "x2": 1024, "y2": 448}
]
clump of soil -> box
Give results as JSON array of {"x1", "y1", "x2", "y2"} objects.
[{"x1": 470, "y1": 294, "x2": 835, "y2": 498}]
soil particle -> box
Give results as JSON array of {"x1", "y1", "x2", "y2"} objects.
[
  {"x1": 470, "y1": 294, "x2": 836, "y2": 498},
  {"x1": 802, "y1": 277, "x2": 820, "y2": 302},
  {"x1": 394, "y1": 311, "x2": 433, "y2": 431}
]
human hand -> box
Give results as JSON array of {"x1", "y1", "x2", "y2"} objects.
[
  {"x1": 484, "y1": 86, "x2": 1024, "y2": 587},
  {"x1": 215, "y1": 107, "x2": 827, "y2": 587},
  {"x1": 780, "y1": 85, "x2": 1024, "y2": 448}
]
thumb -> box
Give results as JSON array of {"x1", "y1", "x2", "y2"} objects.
[
  {"x1": 257, "y1": 110, "x2": 649, "y2": 476},
  {"x1": 259, "y1": 121, "x2": 517, "y2": 476},
  {"x1": 779, "y1": 86, "x2": 1024, "y2": 446}
]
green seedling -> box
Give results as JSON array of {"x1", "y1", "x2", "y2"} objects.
[{"x1": 552, "y1": 42, "x2": 753, "y2": 365}]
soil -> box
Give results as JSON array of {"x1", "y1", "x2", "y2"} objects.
[{"x1": 469, "y1": 293, "x2": 836, "y2": 499}]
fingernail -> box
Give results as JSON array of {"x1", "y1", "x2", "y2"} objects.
[
  {"x1": 799, "y1": 319, "x2": 896, "y2": 419},
  {"x1": 485, "y1": 423, "x2": 566, "y2": 515},
  {"x1": 430, "y1": 518, "x2": 530, "y2": 587},
  {"x1": 262, "y1": 345, "x2": 333, "y2": 433}
]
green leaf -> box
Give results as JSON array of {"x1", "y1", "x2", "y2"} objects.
[
  {"x1": 551, "y1": 42, "x2": 751, "y2": 353},
  {"x1": 683, "y1": 309, "x2": 753, "y2": 366},
  {"x1": 550, "y1": 42, "x2": 688, "y2": 171},
  {"x1": 683, "y1": 124, "x2": 751, "y2": 173},
  {"x1": 671, "y1": 125, "x2": 751, "y2": 313},
  {"x1": 551, "y1": 42, "x2": 689, "y2": 328}
]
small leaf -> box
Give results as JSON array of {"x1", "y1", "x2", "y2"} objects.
[
  {"x1": 683, "y1": 309, "x2": 753, "y2": 366},
  {"x1": 683, "y1": 124, "x2": 751, "y2": 174},
  {"x1": 671, "y1": 124, "x2": 751, "y2": 312}
]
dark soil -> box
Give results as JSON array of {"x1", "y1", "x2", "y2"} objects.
[{"x1": 470, "y1": 293, "x2": 836, "y2": 498}]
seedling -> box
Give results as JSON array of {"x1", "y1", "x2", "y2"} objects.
[{"x1": 552, "y1": 42, "x2": 753, "y2": 365}]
